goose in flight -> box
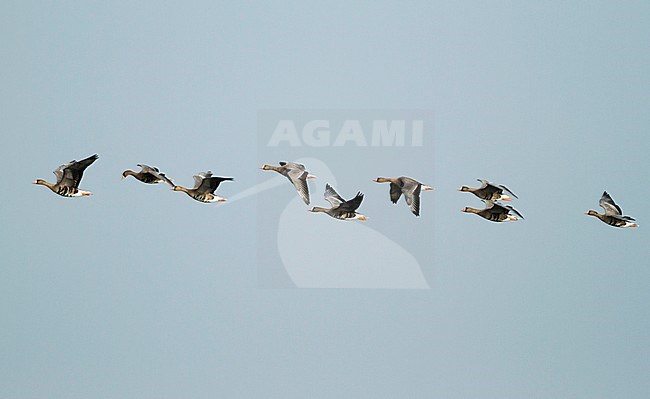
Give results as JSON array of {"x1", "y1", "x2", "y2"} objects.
[
  {"x1": 373, "y1": 176, "x2": 432, "y2": 216},
  {"x1": 122, "y1": 164, "x2": 174, "y2": 186},
  {"x1": 171, "y1": 171, "x2": 233, "y2": 203},
  {"x1": 458, "y1": 179, "x2": 518, "y2": 202},
  {"x1": 585, "y1": 191, "x2": 638, "y2": 228},
  {"x1": 222, "y1": 157, "x2": 430, "y2": 288},
  {"x1": 33, "y1": 154, "x2": 99, "y2": 197},
  {"x1": 309, "y1": 184, "x2": 367, "y2": 221},
  {"x1": 461, "y1": 200, "x2": 524, "y2": 222},
  {"x1": 260, "y1": 162, "x2": 316, "y2": 205}
]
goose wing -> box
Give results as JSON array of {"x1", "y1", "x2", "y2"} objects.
[
  {"x1": 599, "y1": 191, "x2": 622, "y2": 216},
  {"x1": 476, "y1": 179, "x2": 502, "y2": 197},
  {"x1": 137, "y1": 163, "x2": 159, "y2": 174},
  {"x1": 477, "y1": 179, "x2": 491, "y2": 189},
  {"x1": 402, "y1": 181, "x2": 422, "y2": 216},
  {"x1": 339, "y1": 192, "x2": 364, "y2": 212},
  {"x1": 389, "y1": 183, "x2": 402, "y2": 203},
  {"x1": 498, "y1": 184, "x2": 518, "y2": 199},
  {"x1": 156, "y1": 172, "x2": 174, "y2": 187},
  {"x1": 613, "y1": 215, "x2": 636, "y2": 222},
  {"x1": 285, "y1": 166, "x2": 310, "y2": 204},
  {"x1": 197, "y1": 176, "x2": 233, "y2": 194},
  {"x1": 53, "y1": 154, "x2": 98, "y2": 188},
  {"x1": 480, "y1": 199, "x2": 497, "y2": 209},
  {"x1": 192, "y1": 171, "x2": 212, "y2": 189},
  {"x1": 324, "y1": 184, "x2": 345, "y2": 207},
  {"x1": 138, "y1": 164, "x2": 174, "y2": 186},
  {"x1": 283, "y1": 162, "x2": 305, "y2": 171},
  {"x1": 504, "y1": 205, "x2": 525, "y2": 219}
]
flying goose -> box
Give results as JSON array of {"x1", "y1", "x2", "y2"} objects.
[
  {"x1": 171, "y1": 171, "x2": 233, "y2": 203},
  {"x1": 260, "y1": 162, "x2": 317, "y2": 204},
  {"x1": 458, "y1": 179, "x2": 518, "y2": 202},
  {"x1": 373, "y1": 176, "x2": 432, "y2": 216},
  {"x1": 33, "y1": 154, "x2": 99, "y2": 197},
  {"x1": 309, "y1": 184, "x2": 367, "y2": 221},
  {"x1": 122, "y1": 164, "x2": 174, "y2": 186},
  {"x1": 461, "y1": 200, "x2": 524, "y2": 222},
  {"x1": 585, "y1": 191, "x2": 638, "y2": 228}
]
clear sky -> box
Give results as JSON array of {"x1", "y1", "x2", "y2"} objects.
[{"x1": 2, "y1": 1, "x2": 649, "y2": 398}]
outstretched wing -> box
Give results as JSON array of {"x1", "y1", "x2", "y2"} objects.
[
  {"x1": 599, "y1": 191, "x2": 622, "y2": 216},
  {"x1": 53, "y1": 165, "x2": 66, "y2": 184},
  {"x1": 403, "y1": 183, "x2": 422, "y2": 216},
  {"x1": 389, "y1": 183, "x2": 402, "y2": 203},
  {"x1": 197, "y1": 176, "x2": 233, "y2": 194},
  {"x1": 498, "y1": 184, "x2": 518, "y2": 199},
  {"x1": 156, "y1": 172, "x2": 174, "y2": 187},
  {"x1": 54, "y1": 154, "x2": 98, "y2": 188},
  {"x1": 193, "y1": 171, "x2": 212, "y2": 189},
  {"x1": 137, "y1": 164, "x2": 159, "y2": 173},
  {"x1": 476, "y1": 179, "x2": 502, "y2": 199},
  {"x1": 339, "y1": 192, "x2": 364, "y2": 212},
  {"x1": 138, "y1": 164, "x2": 174, "y2": 186},
  {"x1": 324, "y1": 184, "x2": 345, "y2": 207},
  {"x1": 505, "y1": 205, "x2": 525, "y2": 219},
  {"x1": 477, "y1": 179, "x2": 490, "y2": 189},
  {"x1": 286, "y1": 166, "x2": 310, "y2": 205}
]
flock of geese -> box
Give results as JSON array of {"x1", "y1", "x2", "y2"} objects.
[{"x1": 32, "y1": 154, "x2": 639, "y2": 228}]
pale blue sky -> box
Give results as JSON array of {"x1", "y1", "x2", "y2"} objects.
[{"x1": 2, "y1": 1, "x2": 650, "y2": 398}]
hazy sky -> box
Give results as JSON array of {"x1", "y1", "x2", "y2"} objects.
[{"x1": 2, "y1": 1, "x2": 650, "y2": 398}]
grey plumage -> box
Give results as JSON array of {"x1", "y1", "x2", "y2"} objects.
[
  {"x1": 34, "y1": 154, "x2": 99, "y2": 197},
  {"x1": 311, "y1": 184, "x2": 365, "y2": 220},
  {"x1": 375, "y1": 176, "x2": 431, "y2": 217}
]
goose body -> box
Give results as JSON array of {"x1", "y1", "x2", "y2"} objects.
[
  {"x1": 374, "y1": 176, "x2": 432, "y2": 216},
  {"x1": 585, "y1": 191, "x2": 638, "y2": 228},
  {"x1": 310, "y1": 184, "x2": 366, "y2": 221},
  {"x1": 33, "y1": 154, "x2": 98, "y2": 197},
  {"x1": 171, "y1": 171, "x2": 233, "y2": 203},
  {"x1": 458, "y1": 179, "x2": 518, "y2": 202},
  {"x1": 122, "y1": 164, "x2": 174, "y2": 186},
  {"x1": 261, "y1": 162, "x2": 316, "y2": 205},
  {"x1": 461, "y1": 200, "x2": 524, "y2": 222}
]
